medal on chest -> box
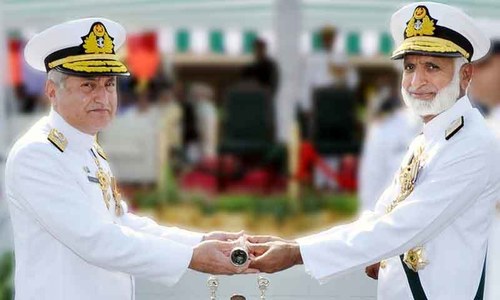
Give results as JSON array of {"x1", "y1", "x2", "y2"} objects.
[
  {"x1": 111, "y1": 176, "x2": 123, "y2": 216},
  {"x1": 96, "y1": 169, "x2": 110, "y2": 191},
  {"x1": 90, "y1": 148, "x2": 123, "y2": 216},
  {"x1": 386, "y1": 142, "x2": 429, "y2": 271},
  {"x1": 403, "y1": 246, "x2": 428, "y2": 272},
  {"x1": 386, "y1": 144, "x2": 425, "y2": 213},
  {"x1": 91, "y1": 152, "x2": 111, "y2": 209}
]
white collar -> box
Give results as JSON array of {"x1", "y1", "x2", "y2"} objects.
[
  {"x1": 47, "y1": 108, "x2": 95, "y2": 151},
  {"x1": 490, "y1": 105, "x2": 500, "y2": 121},
  {"x1": 422, "y1": 96, "x2": 473, "y2": 142}
]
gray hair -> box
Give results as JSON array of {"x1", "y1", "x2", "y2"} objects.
[
  {"x1": 47, "y1": 69, "x2": 69, "y2": 89},
  {"x1": 454, "y1": 56, "x2": 468, "y2": 73},
  {"x1": 454, "y1": 56, "x2": 471, "y2": 91}
]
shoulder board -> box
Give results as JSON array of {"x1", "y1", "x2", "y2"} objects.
[
  {"x1": 47, "y1": 128, "x2": 67, "y2": 152},
  {"x1": 94, "y1": 142, "x2": 107, "y2": 160},
  {"x1": 445, "y1": 116, "x2": 464, "y2": 141}
]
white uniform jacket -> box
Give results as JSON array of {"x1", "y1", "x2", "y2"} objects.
[
  {"x1": 298, "y1": 96, "x2": 500, "y2": 299},
  {"x1": 5, "y1": 109, "x2": 203, "y2": 300}
]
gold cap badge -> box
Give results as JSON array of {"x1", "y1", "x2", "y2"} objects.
[
  {"x1": 82, "y1": 22, "x2": 115, "y2": 55},
  {"x1": 405, "y1": 6, "x2": 436, "y2": 38}
]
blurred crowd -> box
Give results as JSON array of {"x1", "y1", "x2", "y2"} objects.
[
  {"x1": 4, "y1": 27, "x2": 353, "y2": 184},
  {"x1": 6, "y1": 24, "x2": 500, "y2": 208}
]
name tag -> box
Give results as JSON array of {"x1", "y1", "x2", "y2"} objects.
[{"x1": 88, "y1": 176, "x2": 99, "y2": 184}]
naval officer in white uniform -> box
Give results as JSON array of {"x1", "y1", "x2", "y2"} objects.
[
  {"x1": 4, "y1": 18, "x2": 253, "y2": 300},
  {"x1": 248, "y1": 2, "x2": 500, "y2": 299}
]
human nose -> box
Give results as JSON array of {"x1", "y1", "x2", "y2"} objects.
[
  {"x1": 409, "y1": 68, "x2": 427, "y2": 89},
  {"x1": 92, "y1": 84, "x2": 109, "y2": 104}
]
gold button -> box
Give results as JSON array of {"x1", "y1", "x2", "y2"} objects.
[{"x1": 380, "y1": 260, "x2": 387, "y2": 269}]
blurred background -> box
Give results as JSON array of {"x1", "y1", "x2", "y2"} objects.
[{"x1": 0, "y1": 0, "x2": 499, "y2": 299}]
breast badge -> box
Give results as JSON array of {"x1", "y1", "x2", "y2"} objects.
[{"x1": 403, "y1": 246, "x2": 428, "y2": 272}]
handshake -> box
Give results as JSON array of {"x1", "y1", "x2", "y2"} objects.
[{"x1": 188, "y1": 231, "x2": 303, "y2": 275}]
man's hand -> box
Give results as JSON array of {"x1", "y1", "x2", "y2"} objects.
[
  {"x1": 189, "y1": 240, "x2": 257, "y2": 275},
  {"x1": 202, "y1": 230, "x2": 244, "y2": 242},
  {"x1": 365, "y1": 262, "x2": 380, "y2": 280},
  {"x1": 248, "y1": 241, "x2": 303, "y2": 273},
  {"x1": 246, "y1": 235, "x2": 291, "y2": 244}
]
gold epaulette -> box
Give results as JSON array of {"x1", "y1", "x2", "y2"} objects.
[
  {"x1": 47, "y1": 128, "x2": 67, "y2": 152},
  {"x1": 445, "y1": 116, "x2": 464, "y2": 140}
]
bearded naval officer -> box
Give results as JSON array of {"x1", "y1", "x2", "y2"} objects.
[
  {"x1": 4, "y1": 18, "x2": 254, "y2": 300},
  {"x1": 247, "y1": 2, "x2": 500, "y2": 299}
]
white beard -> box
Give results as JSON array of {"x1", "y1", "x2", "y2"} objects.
[{"x1": 401, "y1": 68, "x2": 461, "y2": 117}]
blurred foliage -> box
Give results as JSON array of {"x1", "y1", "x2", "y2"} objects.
[
  {"x1": 159, "y1": 166, "x2": 180, "y2": 204},
  {"x1": 324, "y1": 193, "x2": 358, "y2": 215},
  {"x1": 135, "y1": 176, "x2": 358, "y2": 221},
  {"x1": 132, "y1": 144, "x2": 361, "y2": 223},
  {"x1": 301, "y1": 192, "x2": 325, "y2": 213},
  {"x1": 135, "y1": 167, "x2": 180, "y2": 208},
  {"x1": 252, "y1": 195, "x2": 290, "y2": 222},
  {"x1": 0, "y1": 251, "x2": 14, "y2": 300},
  {"x1": 134, "y1": 181, "x2": 359, "y2": 236},
  {"x1": 133, "y1": 164, "x2": 358, "y2": 226},
  {"x1": 215, "y1": 194, "x2": 255, "y2": 212},
  {"x1": 135, "y1": 189, "x2": 164, "y2": 209},
  {"x1": 194, "y1": 194, "x2": 292, "y2": 223}
]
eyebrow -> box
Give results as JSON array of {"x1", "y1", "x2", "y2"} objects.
[
  {"x1": 79, "y1": 77, "x2": 98, "y2": 81},
  {"x1": 404, "y1": 60, "x2": 441, "y2": 65},
  {"x1": 80, "y1": 77, "x2": 116, "y2": 82}
]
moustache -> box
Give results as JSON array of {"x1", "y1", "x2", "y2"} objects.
[
  {"x1": 88, "y1": 107, "x2": 111, "y2": 112},
  {"x1": 405, "y1": 87, "x2": 437, "y2": 94}
]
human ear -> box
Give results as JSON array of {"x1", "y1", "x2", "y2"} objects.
[{"x1": 460, "y1": 63, "x2": 473, "y2": 91}]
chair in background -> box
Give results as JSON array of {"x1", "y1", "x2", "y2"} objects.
[
  {"x1": 307, "y1": 86, "x2": 360, "y2": 190},
  {"x1": 311, "y1": 86, "x2": 361, "y2": 155},
  {"x1": 217, "y1": 84, "x2": 282, "y2": 191},
  {"x1": 219, "y1": 84, "x2": 274, "y2": 157}
]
